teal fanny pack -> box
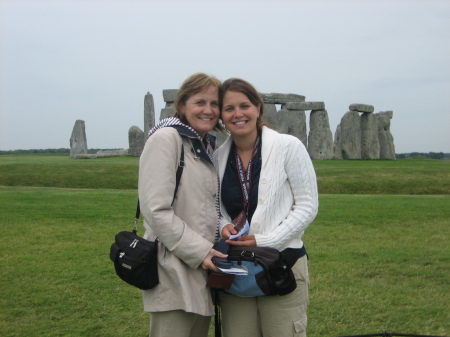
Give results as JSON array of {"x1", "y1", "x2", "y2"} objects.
[{"x1": 225, "y1": 245, "x2": 305, "y2": 297}]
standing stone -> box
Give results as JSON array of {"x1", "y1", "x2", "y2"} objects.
[
  {"x1": 160, "y1": 108, "x2": 175, "y2": 121},
  {"x1": 144, "y1": 92, "x2": 155, "y2": 139},
  {"x1": 70, "y1": 120, "x2": 88, "y2": 158},
  {"x1": 284, "y1": 108, "x2": 307, "y2": 147},
  {"x1": 128, "y1": 126, "x2": 144, "y2": 157},
  {"x1": 266, "y1": 107, "x2": 307, "y2": 146},
  {"x1": 284, "y1": 101, "x2": 326, "y2": 151},
  {"x1": 376, "y1": 111, "x2": 396, "y2": 160},
  {"x1": 287, "y1": 108, "x2": 307, "y2": 147},
  {"x1": 339, "y1": 111, "x2": 361, "y2": 159},
  {"x1": 263, "y1": 103, "x2": 277, "y2": 126},
  {"x1": 261, "y1": 93, "x2": 307, "y2": 146},
  {"x1": 333, "y1": 124, "x2": 343, "y2": 159},
  {"x1": 160, "y1": 89, "x2": 178, "y2": 122},
  {"x1": 360, "y1": 112, "x2": 380, "y2": 159},
  {"x1": 307, "y1": 109, "x2": 333, "y2": 159}
]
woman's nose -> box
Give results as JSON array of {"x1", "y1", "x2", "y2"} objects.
[
  {"x1": 234, "y1": 108, "x2": 243, "y2": 117},
  {"x1": 203, "y1": 104, "x2": 213, "y2": 114}
]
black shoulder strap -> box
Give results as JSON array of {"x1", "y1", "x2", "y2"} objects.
[{"x1": 135, "y1": 144, "x2": 185, "y2": 220}]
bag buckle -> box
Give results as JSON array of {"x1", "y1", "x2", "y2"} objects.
[{"x1": 240, "y1": 250, "x2": 255, "y2": 258}]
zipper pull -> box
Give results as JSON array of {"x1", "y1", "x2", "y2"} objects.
[{"x1": 130, "y1": 239, "x2": 138, "y2": 248}]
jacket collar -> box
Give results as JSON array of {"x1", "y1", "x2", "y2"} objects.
[
  {"x1": 149, "y1": 117, "x2": 215, "y2": 165},
  {"x1": 171, "y1": 125, "x2": 217, "y2": 149}
]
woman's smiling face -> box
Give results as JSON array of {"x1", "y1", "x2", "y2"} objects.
[
  {"x1": 179, "y1": 85, "x2": 220, "y2": 138},
  {"x1": 221, "y1": 90, "x2": 260, "y2": 139}
]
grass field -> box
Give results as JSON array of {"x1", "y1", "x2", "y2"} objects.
[{"x1": 0, "y1": 154, "x2": 449, "y2": 337}]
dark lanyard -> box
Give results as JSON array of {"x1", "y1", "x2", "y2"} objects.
[{"x1": 234, "y1": 135, "x2": 261, "y2": 217}]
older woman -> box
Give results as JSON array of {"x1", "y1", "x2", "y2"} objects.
[
  {"x1": 139, "y1": 73, "x2": 227, "y2": 337},
  {"x1": 213, "y1": 78, "x2": 319, "y2": 337}
]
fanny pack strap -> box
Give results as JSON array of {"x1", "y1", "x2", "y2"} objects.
[{"x1": 281, "y1": 245, "x2": 307, "y2": 268}]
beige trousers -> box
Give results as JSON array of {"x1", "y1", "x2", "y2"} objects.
[
  {"x1": 219, "y1": 255, "x2": 310, "y2": 337},
  {"x1": 149, "y1": 310, "x2": 211, "y2": 337}
]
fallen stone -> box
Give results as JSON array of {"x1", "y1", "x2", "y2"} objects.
[
  {"x1": 95, "y1": 149, "x2": 129, "y2": 158},
  {"x1": 74, "y1": 154, "x2": 97, "y2": 159}
]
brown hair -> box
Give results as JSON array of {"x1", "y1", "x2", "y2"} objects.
[
  {"x1": 219, "y1": 78, "x2": 266, "y2": 129},
  {"x1": 174, "y1": 73, "x2": 223, "y2": 132}
]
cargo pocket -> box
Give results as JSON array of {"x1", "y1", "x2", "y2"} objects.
[{"x1": 293, "y1": 316, "x2": 307, "y2": 337}]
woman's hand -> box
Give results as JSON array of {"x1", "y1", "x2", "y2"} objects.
[
  {"x1": 226, "y1": 235, "x2": 256, "y2": 247},
  {"x1": 201, "y1": 248, "x2": 228, "y2": 271},
  {"x1": 221, "y1": 224, "x2": 237, "y2": 240}
]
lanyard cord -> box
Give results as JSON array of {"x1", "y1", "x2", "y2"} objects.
[{"x1": 234, "y1": 135, "x2": 261, "y2": 217}]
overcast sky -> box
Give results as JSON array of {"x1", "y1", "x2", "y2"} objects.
[{"x1": 1, "y1": 0, "x2": 449, "y2": 153}]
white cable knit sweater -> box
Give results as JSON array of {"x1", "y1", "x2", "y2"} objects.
[{"x1": 213, "y1": 126, "x2": 319, "y2": 251}]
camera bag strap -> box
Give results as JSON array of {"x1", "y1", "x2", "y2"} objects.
[{"x1": 134, "y1": 144, "x2": 185, "y2": 232}]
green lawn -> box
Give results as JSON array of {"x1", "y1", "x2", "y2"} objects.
[
  {"x1": 1, "y1": 154, "x2": 449, "y2": 195},
  {"x1": 0, "y1": 155, "x2": 449, "y2": 336}
]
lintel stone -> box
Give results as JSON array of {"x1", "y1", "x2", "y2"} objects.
[
  {"x1": 260, "y1": 93, "x2": 305, "y2": 104},
  {"x1": 349, "y1": 103, "x2": 374, "y2": 113},
  {"x1": 286, "y1": 101, "x2": 325, "y2": 111},
  {"x1": 163, "y1": 89, "x2": 178, "y2": 103}
]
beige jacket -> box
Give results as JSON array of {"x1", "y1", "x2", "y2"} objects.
[{"x1": 138, "y1": 126, "x2": 219, "y2": 316}]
